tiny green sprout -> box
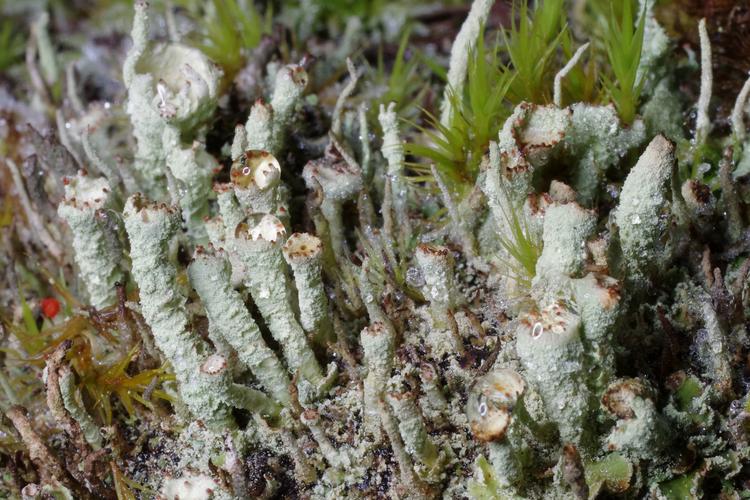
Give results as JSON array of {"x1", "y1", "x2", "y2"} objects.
[
  {"x1": 369, "y1": 27, "x2": 428, "y2": 128},
  {"x1": 75, "y1": 342, "x2": 174, "y2": 424},
  {"x1": 406, "y1": 34, "x2": 513, "y2": 195},
  {"x1": 467, "y1": 454, "x2": 505, "y2": 500},
  {"x1": 193, "y1": 0, "x2": 272, "y2": 82},
  {"x1": 559, "y1": 30, "x2": 599, "y2": 105},
  {"x1": 0, "y1": 20, "x2": 25, "y2": 72},
  {"x1": 600, "y1": 0, "x2": 646, "y2": 125},
  {"x1": 658, "y1": 471, "x2": 701, "y2": 500},
  {"x1": 495, "y1": 183, "x2": 543, "y2": 289},
  {"x1": 111, "y1": 461, "x2": 155, "y2": 500}
]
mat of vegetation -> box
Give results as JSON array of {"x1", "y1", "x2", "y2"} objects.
[{"x1": 1, "y1": 0, "x2": 750, "y2": 498}]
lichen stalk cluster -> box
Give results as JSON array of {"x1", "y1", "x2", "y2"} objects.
[{"x1": 4, "y1": 1, "x2": 750, "y2": 498}]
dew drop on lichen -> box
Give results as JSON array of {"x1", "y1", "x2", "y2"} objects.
[
  {"x1": 406, "y1": 267, "x2": 425, "y2": 288},
  {"x1": 478, "y1": 395, "x2": 488, "y2": 417},
  {"x1": 532, "y1": 322, "x2": 544, "y2": 339}
]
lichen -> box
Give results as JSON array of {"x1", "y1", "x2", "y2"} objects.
[{"x1": 4, "y1": 0, "x2": 750, "y2": 498}]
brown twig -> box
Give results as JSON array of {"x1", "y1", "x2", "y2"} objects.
[{"x1": 5, "y1": 406, "x2": 81, "y2": 495}]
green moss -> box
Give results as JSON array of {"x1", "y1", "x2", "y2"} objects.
[
  {"x1": 502, "y1": 0, "x2": 566, "y2": 104},
  {"x1": 600, "y1": 0, "x2": 646, "y2": 125}
]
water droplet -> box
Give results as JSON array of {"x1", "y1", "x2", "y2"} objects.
[
  {"x1": 405, "y1": 267, "x2": 425, "y2": 288},
  {"x1": 478, "y1": 395, "x2": 488, "y2": 417},
  {"x1": 532, "y1": 322, "x2": 543, "y2": 339}
]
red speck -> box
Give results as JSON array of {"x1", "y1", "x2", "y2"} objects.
[{"x1": 40, "y1": 298, "x2": 60, "y2": 319}]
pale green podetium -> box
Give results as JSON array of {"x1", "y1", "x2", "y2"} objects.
[
  {"x1": 123, "y1": 1, "x2": 220, "y2": 197},
  {"x1": 572, "y1": 273, "x2": 622, "y2": 395},
  {"x1": 244, "y1": 100, "x2": 274, "y2": 153},
  {"x1": 302, "y1": 157, "x2": 363, "y2": 265},
  {"x1": 245, "y1": 65, "x2": 308, "y2": 155},
  {"x1": 57, "y1": 171, "x2": 124, "y2": 310},
  {"x1": 613, "y1": 134, "x2": 675, "y2": 281},
  {"x1": 386, "y1": 386, "x2": 445, "y2": 483},
  {"x1": 300, "y1": 408, "x2": 352, "y2": 469},
  {"x1": 282, "y1": 233, "x2": 335, "y2": 349},
  {"x1": 123, "y1": 194, "x2": 235, "y2": 428},
  {"x1": 188, "y1": 246, "x2": 291, "y2": 406},
  {"x1": 360, "y1": 322, "x2": 394, "y2": 440},
  {"x1": 602, "y1": 378, "x2": 669, "y2": 460},
  {"x1": 213, "y1": 183, "x2": 244, "y2": 239},
  {"x1": 533, "y1": 201, "x2": 596, "y2": 298},
  {"x1": 515, "y1": 302, "x2": 592, "y2": 447},
  {"x1": 467, "y1": 367, "x2": 527, "y2": 489},
  {"x1": 415, "y1": 243, "x2": 462, "y2": 326},
  {"x1": 378, "y1": 102, "x2": 411, "y2": 244},
  {"x1": 270, "y1": 65, "x2": 309, "y2": 138},
  {"x1": 162, "y1": 125, "x2": 214, "y2": 245},
  {"x1": 232, "y1": 214, "x2": 331, "y2": 399},
  {"x1": 59, "y1": 364, "x2": 102, "y2": 450},
  {"x1": 439, "y1": 0, "x2": 495, "y2": 126},
  {"x1": 415, "y1": 243, "x2": 464, "y2": 356},
  {"x1": 564, "y1": 104, "x2": 645, "y2": 204}
]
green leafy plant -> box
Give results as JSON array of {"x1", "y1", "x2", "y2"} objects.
[
  {"x1": 494, "y1": 183, "x2": 543, "y2": 289},
  {"x1": 406, "y1": 34, "x2": 513, "y2": 193},
  {"x1": 4, "y1": 286, "x2": 173, "y2": 425},
  {"x1": 368, "y1": 28, "x2": 428, "y2": 127},
  {"x1": 0, "y1": 20, "x2": 25, "y2": 73},
  {"x1": 559, "y1": 31, "x2": 599, "y2": 105},
  {"x1": 502, "y1": 0, "x2": 566, "y2": 104},
  {"x1": 74, "y1": 341, "x2": 174, "y2": 424},
  {"x1": 193, "y1": 0, "x2": 272, "y2": 82},
  {"x1": 600, "y1": 0, "x2": 646, "y2": 125}
]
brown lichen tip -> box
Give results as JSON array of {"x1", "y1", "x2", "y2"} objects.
[
  {"x1": 212, "y1": 182, "x2": 234, "y2": 194},
  {"x1": 192, "y1": 244, "x2": 216, "y2": 260},
  {"x1": 362, "y1": 321, "x2": 387, "y2": 337},
  {"x1": 519, "y1": 302, "x2": 575, "y2": 340},
  {"x1": 287, "y1": 64, "x2": 309, "y2": 87},
  {"x1": 61, "y1": 171, "x2": 111, "y2": 210},
  {"x1": 200, "y1": 354, "x2": 227, "y2": 375},
  {"x1": 467, "y1": 368, "x2": 525, "y2": 443},
  {"x1": 230, "y1": 150, "x2": 280, "y2": 190},
  {"x1": 512, "y1": 103, "x2": 570, "y2": 151},
  {"x1": 527, "y1": 192, "x2": 553, "y2": 217},
  {"x1": 682, "y1": 179, "x2": 711, "y2": 205},
  {"x1": 283, "y1": 233, "x2": 322, "y2": 262},
  {"x1": 601, "y1": 378, "x2": 653, "y2": 420},
  {"x1": 126, "y1": 193, "x2": 179, "y2": 225},
  {"x1": 591, "y1": 274, "x2": 621, "y2": 310},
  {"x1": 416, "y1": 243, "x2": 450, "y2": 258},
  {"x1": 386, "y1": 389, "x2": 416, "y2": 402},
  {"x1": 301, "y1": 408, "x2": 320, "y2": 423}
]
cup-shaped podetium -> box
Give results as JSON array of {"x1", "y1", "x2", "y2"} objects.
[
  {"x1": 231, "y1": 150, "x2": 281, "y2": 190},
  {"x1": 467, "y1": 368, "x2": 526, "y2": 442}
]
